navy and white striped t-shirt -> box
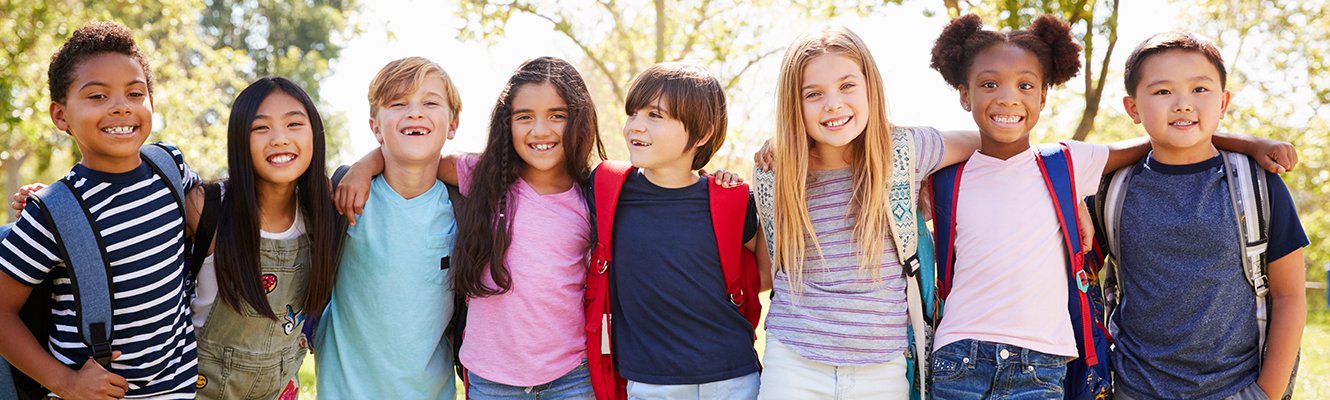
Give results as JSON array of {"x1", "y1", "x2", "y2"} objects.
[{"x1": 0, "y1": 144, "x2": 200, "y2": 399}]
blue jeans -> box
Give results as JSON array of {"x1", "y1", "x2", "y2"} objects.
[
  {"x1": 930, "y1": 339, "x2": 1069, "y2": 399},
  {"x1": 467, "y1": 359, "x2": 595, "y2": 400}
]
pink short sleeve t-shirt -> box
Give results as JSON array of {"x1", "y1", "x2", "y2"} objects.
[
  {"x1": 933, "y1": 141, "x2": 1109, "y2": 357},
  {"x1": 455, "y1": 155, "x2": 592, "y2": 386}
]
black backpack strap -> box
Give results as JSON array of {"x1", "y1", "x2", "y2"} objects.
[
  {"x1": 190, "y1": 183, "x2": 222, "y2": 280},
  {"x1": 331, "y1": 165, "x2": 351, "y2": 187},
  {"x1": 28, "y1": 182, "x2": 115, "y2": 368},
  {"x1": 441, "y1": 182, "x2": 468, "y2": 380}
]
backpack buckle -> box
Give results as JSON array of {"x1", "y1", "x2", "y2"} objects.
[{"x1": 730, "y1": 289, "x2": 745, "y2": 306}]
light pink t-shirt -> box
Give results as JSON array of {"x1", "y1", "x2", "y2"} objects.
[
  {"x1": 933, "y1": 141, "x2": 1109, "y2": 357},
  {"x1": 455, "y1": 155, "x2": 591, "y2": 386}
]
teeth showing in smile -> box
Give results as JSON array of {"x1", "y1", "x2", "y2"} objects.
[
  {"x1": 268, "y1": 154, "x2": 295, "y2": 163},
  {"x1": 823, "y1": 117, "x2": 850, "y2": 127},
  {"x1": 103, "y1": 126, "x2": 134, "y2": 134},
  {"x1": 1170, "y1": 120, "x2": 1196, "y2": 126},
  {"x1": 993, "y1": 115, "x2": 1022, "y2": 124},
  {"x1": 631, "y1": 139, "x2": 650, "y2": 146},
  {"x1": 403, "y1": 128, "x2": 429, "y2": 136},
  {"x1": 532, "y1": 143, "x2": 554, "y2": 151}
]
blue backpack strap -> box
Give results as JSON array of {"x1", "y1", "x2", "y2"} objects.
[
  {"x1": 28, "y1": 182, "x2": 115, "y2": 368},
  {"x1": 1032, "y1": 142, "x2": 1097, "y2": 361},
  {"x1": 928, "y1": 161, "x2": 964, "y2": 305}
]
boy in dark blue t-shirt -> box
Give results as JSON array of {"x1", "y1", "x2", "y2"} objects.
[
  {"x1": 588, "y1": 62, "x2": 770, "y2": 400},
  {"x1": 0, "y1": 21, "x2": 201, "y2": 399},
  {"x1": 1102, "y1": 31, "x2": 1308, "y2": 400}
]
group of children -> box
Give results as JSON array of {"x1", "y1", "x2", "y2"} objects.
[{"x1": 0, "y1": 10, "x2": 1308, "y2": 400}]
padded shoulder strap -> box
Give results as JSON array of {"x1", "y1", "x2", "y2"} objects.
[
  {"x1": 887, "y1": 127, "x2": 920, "y2": 274},
  {"x1": 929, "y1": 162, "x2": 964, "y2": 301},
  {"x1": 28, "y1": 182, "x2": 115, "y2": 368},
  {"x1": 753, "y1": 168, "x2": 776, "y2": 265},
  {"x1": 190, "y1": 183, "x2": 222, "y2": 280},
  {"x1": 591, "y1": 161, "x2": 634, "y2": 273},
  {"x1": 331, "y1": 165, "x2": 351, "y2": 187},
  {"x1": 1033, "y1": 143, "x2": 1085, "y2": 258},
  {"x1": 707, "y1": 179, "x2": 750, "y2": 306},
  {"x1": 140, "y1": 144, "x2": 185, "y2": 215}
]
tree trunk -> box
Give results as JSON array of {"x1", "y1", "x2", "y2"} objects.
[
  {"x1": 655, "y1": 0, "x2": 666, "y2": 63},
  {"x1": 1071, "y1": 0, "x2": 1120, "y2": 141},
  {"x1": 3, "y1": 153, "x2": 28, "y2": 223}
]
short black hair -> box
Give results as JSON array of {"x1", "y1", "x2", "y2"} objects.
[
  {"x1": 48, "y1": 21, "x2": 154, "y2": 104},
  {"x1": 1123, "y1": 31, "x2": 1226, "y2": 97},
  {"x1": 930, "y1": 14, "x2": 1083, "y2": 90}
]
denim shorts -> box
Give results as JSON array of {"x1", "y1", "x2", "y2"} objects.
[
  {"x1": 930, "y1": 339, "x2": 1069, "y2": 399},
  {"x1": 467, "y1": 359, "x2": 595, "y2": 400}
]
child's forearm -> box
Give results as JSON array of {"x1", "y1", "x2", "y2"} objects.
[
  {"x1": 352, "y1": 147, "x2": 386, "y2": 176},
  {"x1": 0, "y1": 311, "x2": 75, "y2": 395},
  {"x1": 938, "y1": 130, "x2": 981, "y2": 168},
  {"x1": 1102, "y1": 136, "x2": 1152, "y2": 174},
  {"x1": 1257, "y1": 248, "x2": 1307, "y2": 399},
  {"x1": 1213, "y1": 132, "x2": 1298, "y2": 173},
  {"x1": 439, "y1": 153, "x2": 461, "y2": 186}
]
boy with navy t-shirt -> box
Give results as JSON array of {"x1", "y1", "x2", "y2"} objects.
[
  {"x1": 1103, "y1": 31, "x2": 1308, "y2": 400},
  {"x1": 0, "y1": 22, "x2": 201, "y2": 399},
  {"x1": 590, "y1": 63, "x2": 766, "y2": 399}
]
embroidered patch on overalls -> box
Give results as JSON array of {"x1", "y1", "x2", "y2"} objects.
[
  {"x1": 197, "y1": 374, "x2": 208, "y2": 389},
  {"x1": 279, "y1": 380, "x2": 299, "y2": 400},
  {"x1": 283, "y1": 305, "x2": 306, "y2": 335},
  {"x1": 262, "y1": 274, "x2": 277, "y2": 293}
]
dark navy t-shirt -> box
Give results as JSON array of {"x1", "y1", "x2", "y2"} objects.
[
  {"x1": 1107, "y1": 154, "x2": 1308, "y2": 400},
  {"x1": 592, "y1": 168, "x2": 758, "y2": 385}
]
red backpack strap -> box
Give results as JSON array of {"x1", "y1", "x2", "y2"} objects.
[
  {"x1": 706, "y1": 178, "x2": 761, "y2": 330},
  {"x1": 585, "y1": 160, "x2": 633, "y2": 400}
]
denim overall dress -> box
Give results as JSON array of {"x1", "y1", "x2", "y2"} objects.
[{"x1": 196, "y1": 234, "x2": 311, "y2": 400}]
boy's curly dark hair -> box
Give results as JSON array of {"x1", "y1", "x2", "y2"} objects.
[
  {"x1": 929, "y1": 14, "x2": 1082, "y2": 90},
  {"x1": 48, "y1": 21, "x2": 154, "y2": 104}
]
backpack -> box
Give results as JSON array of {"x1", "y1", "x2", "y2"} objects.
[
  {"x1": 753, "y1": 126, "x2": 937, "y2": 400},
  {"x1": 1, "y1": 144, "x2": 186, "y2": 400},
  {"x1": 584, "y1": 160, "x2": 762, "y2": 400},
  {"x1": 929, "y1": 142, "x2": 1112, "y2": 400},
  {"x1": 1090, "y1": 151, "x2": 1297, "y2": 400}
]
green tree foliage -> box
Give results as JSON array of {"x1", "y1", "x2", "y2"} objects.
[
  {"x1": 455, "y1": 0, "x2": 902, "y2": 172},
  {"x1": 0, "y1": 0, "x2": 361, "y2": 223},
  {"x1": 1180, "y1": 0, "x2": 1330, "y2": 290}
]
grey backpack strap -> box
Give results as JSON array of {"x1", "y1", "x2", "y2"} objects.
[
  {"x1": 1097, "y1": 163, "x2": 1137, "y2": 311},
  {"x1": 139, "y1": 144, "x2": 185, "y2": 214},
  {"x1": 1220, "y1": 152, "x2": 1272, "y2": 359},
  {"x1": 29, "y1": 182, "x2": 115, "y2": 368}
]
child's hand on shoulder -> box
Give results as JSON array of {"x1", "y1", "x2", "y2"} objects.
[
  {"x1": 10, "y1": 183, "x2": 45, "y2": 220},
  {"x1": 1254, "y1": 137, "x2": 1298, "y2": 174},
  {"x1": 753, "y1": 139, "x2": 775, "y2": 171},
  {"x1": 334, "y1": 165, "x2": 375, "y2": 226},
  {"x1": 55, "y1": 352, "x2": 128, "y2": 400},
  {"x1": 700, "y1": 169, "x2": 745, "y2": 188}
]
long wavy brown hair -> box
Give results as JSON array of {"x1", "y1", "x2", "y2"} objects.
[{"x1": 452, "y1": 57, "x2": 606, "y2": 298}]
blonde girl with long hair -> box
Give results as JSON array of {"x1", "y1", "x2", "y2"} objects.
[{"x1": 755, "y1": 26, "x2": 979, "y2": 399}]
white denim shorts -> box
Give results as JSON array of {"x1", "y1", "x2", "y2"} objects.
[{"x1": 757, "y1": 335, "x2": 908, "y2": 400}]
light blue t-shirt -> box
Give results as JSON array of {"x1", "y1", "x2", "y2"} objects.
[{"x1": 315, "y1": 175, "x2": 457, "y2": 399}]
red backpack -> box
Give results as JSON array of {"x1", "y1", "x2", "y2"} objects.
[{"x1": 583, "y1": 161, "x2": 762, "y2": 400}]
